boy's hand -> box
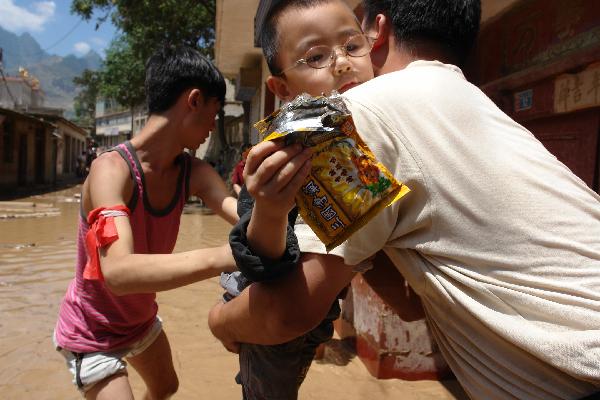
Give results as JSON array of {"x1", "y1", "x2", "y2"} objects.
[{"x1": 244, "y1": 141, "x2": 312, "y2": 219}]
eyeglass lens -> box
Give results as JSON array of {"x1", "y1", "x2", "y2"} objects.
[{"x1": 304, "y1": 35, "x2": 373, "y2": 69}]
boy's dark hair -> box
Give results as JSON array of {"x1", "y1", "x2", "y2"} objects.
[
  {"x1": 259, "y1": 0, "x2": 336, "y2": 75},
  {"x1": 145, "y1": 45, "x2": 226, "y2": 114},
  {"x1": 362, "y1": 0, "x2": 481, "y2": 65}
]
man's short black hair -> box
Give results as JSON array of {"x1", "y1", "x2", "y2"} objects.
[
  {"x1": 259, "y1": 0, "x2": 336, "y2": 75},
  {"x1": 362, "y1": 0, "x2": 481, "y2": 65},
  {"x1": 145, "y1": 45, "x2": 226, "y2": 114}
]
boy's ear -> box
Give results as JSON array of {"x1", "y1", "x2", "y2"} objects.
[
  {"x1": 187, "y1": 88, "x2": 203, "y2": 110},
  {"x1": 266, "y1": 75, "x2": 293, "y2": 102}
]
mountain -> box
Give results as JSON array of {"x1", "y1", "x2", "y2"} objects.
[
  {"x1": 0, "y1": 26, "x2": 102, "y2": 112},
  {"x1": 0, "y1": 30, "x2": 46, "y2": 69}
]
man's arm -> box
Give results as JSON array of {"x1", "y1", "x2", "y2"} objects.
[
  {"x1": 86, "y1": 153, "x2": 236, "y2": 296},
  {"x1": 189, "y1": 158, "x2": 239, "y2": 225},
  {"x1": 209, "y1": 252, "x2": 355, "y2": 348}
]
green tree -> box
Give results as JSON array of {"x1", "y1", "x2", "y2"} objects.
[
  {"x1": 71, "y1": 0, "x2": 216, "y2": 59},
  {"x1": 100, "y1": 36, "x2": 145, "y2": 114},
  {"x1": 71, "y1": 0, "x2": 217, "y2": 137},
  {"x1": 73, "y1": 69, "x2": 100, "y2": 135},
  {"x1": 89, "y1": 36, "x2": 145, "y2": 137}
]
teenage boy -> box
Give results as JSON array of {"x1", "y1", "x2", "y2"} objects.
[
  {"x1": 210, "y1": 1, "x2": 600, "y2": 399},
  {"x1": 54, "y1": 45, "x2": 239, "y2": 400},
  {"x1": 220, "y1": 1, "x2": 375, "y2": 398}
]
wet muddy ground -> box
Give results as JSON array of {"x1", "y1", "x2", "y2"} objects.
[{"x1": 0, "y1": 185, "x2": 466, "y2": 399}]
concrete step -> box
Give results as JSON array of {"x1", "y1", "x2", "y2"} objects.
[{"x1": 337, "y1": 251, "x2": 451, "y2": 380}]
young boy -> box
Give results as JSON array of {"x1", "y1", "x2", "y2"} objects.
[
  {"x1": 219, "y1": 1, "x2": 375, "y2": 399},
  {"x1": 54, "y1": 45, "x2": 239, "y2": 399}
]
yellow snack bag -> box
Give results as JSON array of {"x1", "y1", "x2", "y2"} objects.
[{"x1": 255, "y1": 93, "x2": 410, "y2": 251}]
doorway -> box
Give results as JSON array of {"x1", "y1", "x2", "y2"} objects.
[
  {"x1": 17, "y1": 135, "x2": 27, "y2": 186},
  {"x1": 34, "y1": 128, "x2": 45, "y2": 184}
]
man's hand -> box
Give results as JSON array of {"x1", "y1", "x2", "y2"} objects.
[
  {"x1": 208, "y1": 302, "x2": 240, "y2": 353},
  {"x1": 244, "y1": 141, "x2": 312, "y2": 220},
  {"x1": 189, "y1": 158, "x2": 239, "y2": 225}
]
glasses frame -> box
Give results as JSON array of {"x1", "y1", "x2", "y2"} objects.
[{"x1": 278, "y1": 33, "x2": 376, "y2": 76}]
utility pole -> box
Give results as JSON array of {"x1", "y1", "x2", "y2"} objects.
[{"x1": 0, "y1": 47, "x2": 18, "y2": 108}]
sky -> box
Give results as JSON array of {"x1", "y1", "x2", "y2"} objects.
[{"x1": 0, "y1": 0, "x2": 117, "y2": 58}]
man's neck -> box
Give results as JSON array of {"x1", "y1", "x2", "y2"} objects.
[
  {"x1": 374, "y1": 35, "x2": 456, "y2": 76},
  {"x1": 130, "y1": 114, "x2": 184, "y2": 170}
]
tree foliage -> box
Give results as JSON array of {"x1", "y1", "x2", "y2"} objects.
[
  {"x1": 71, "y1": 0, "x2": 216, "y2": 59},
  {"x1": 71, "y1": 0, "x2": 216, "y2": 111},
  {"x1": 100, "y1": 37, "x2": 145, "y2": 109},
  {"x1": 73, "y1": 69, "x2": 100, "y2": 132}
]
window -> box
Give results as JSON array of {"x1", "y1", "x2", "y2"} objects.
[{"x1": 2, "y1": 118, "x2": 14, "y2": 163}]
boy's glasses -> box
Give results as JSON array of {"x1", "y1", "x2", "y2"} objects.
[{"x1": 279, "y1": 34, "x2": 375, "y2": 75}]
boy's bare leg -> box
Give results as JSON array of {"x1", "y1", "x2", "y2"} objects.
[
  {"x1": 127, "y1": 330, "x2": 179, "y2": 400},
  {"x1": 85, "y1": 373, "x2": 134, "y2": 400}
]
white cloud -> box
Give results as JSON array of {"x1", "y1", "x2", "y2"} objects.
[
  {"x1": 34, "y1": 1, "x2": 54, "y2": 17},
  {"x1": 74, "y1": 41, "x2": 91, "y2": 55},
  {"x1": 0, "y1": 0, "x2": 56, "y2": 32},
  {"x1": 90, "y1": 37, "x2": 107, "y2": 47}
]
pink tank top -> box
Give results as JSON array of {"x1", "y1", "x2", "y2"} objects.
[{"x1": 55, "y1": 141, "x2": 191, "y2": 352}]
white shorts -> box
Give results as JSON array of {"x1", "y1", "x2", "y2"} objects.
[{"x1": 54, "y1": 316, "x2": 163, "y2": 393}]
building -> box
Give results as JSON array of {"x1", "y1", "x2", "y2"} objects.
[
  {"x1": 468, "y1": 0, "x2": 600, "y2": 192},
  {"x1": 1, "y1": 60, "x2": 91, "y2": 192},
  {"x1": 94, "y1": 98, "x2": 147, "y2": 151},
  {"x1": 200, "y1": 78, "x2": 244, "y2": 178},
  {"x1": 215, "y1": 0, "x2": 282, "y2": 144},
  {"x1": 0, "y1": 107, "x2": 56, "y2": 191},
  {"x1": 1, "y1": 68, "x2": 66, "y2": 117},
  {"x1": 94, "y1": 98, "x2": 135, "y2": 150},
  {"x1": 0, "y1": 70, "x2": 45, "y2": 111},
  {"x1": 31, "y1": 113, "x2": 89, "y2": 178},
  {"x1": 0, "y1": 107, "x2": 90, "y2": 193}
]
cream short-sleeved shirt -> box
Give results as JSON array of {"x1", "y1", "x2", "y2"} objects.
[{"x1": 295, "y1": 61, "x2": 600, "y2": 400}]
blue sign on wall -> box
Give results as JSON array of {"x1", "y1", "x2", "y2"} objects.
[{"x1": 515, "y1": 89, "x2": 533, "y2": 112}]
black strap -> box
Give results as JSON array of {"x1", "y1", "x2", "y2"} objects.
[
  {"x1": 73, "y1": 352, "x2": 85, "y2": 389},
  {"x1": 579, "y1": 392, "x2": 600, "y2": 400}
]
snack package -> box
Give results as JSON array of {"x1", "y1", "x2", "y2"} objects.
[{"x1": 255, "y1": 93, "x2": 410, "y2": 251}]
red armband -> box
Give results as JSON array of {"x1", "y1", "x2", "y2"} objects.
[{"x1": 84, "y1": 205, "x2": 130, "y2": 280}]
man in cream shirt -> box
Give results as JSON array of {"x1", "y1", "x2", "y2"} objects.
[{"x1": 209, "y1": 1, "x2": 600, "y2": 398}]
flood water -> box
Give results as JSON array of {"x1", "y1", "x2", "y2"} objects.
[{"x1": 0, "y1": 185, "x2": 465, "y2": 400}]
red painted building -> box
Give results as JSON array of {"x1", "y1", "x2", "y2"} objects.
[{"x1": 468, "y1": 0, "x2": 600, "y2": 192}]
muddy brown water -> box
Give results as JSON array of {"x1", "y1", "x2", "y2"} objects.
[{"x1": 0, "y1": 185, "x2": 466, "y2": 399}]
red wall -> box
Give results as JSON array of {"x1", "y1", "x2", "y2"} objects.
[{"x1": 469, "y1": 0, "x2": 600, "y2": 193}]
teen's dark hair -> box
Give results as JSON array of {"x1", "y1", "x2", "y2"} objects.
[
  {"x1": 259, "y1": 0, "x2": 335, "y2": 75},
  {"x1": 362, "y1": 0, "x2": 481, "y2": 65},
  {"x1": 145, "y1": 45, "x2": 226, "y2": 114}
]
